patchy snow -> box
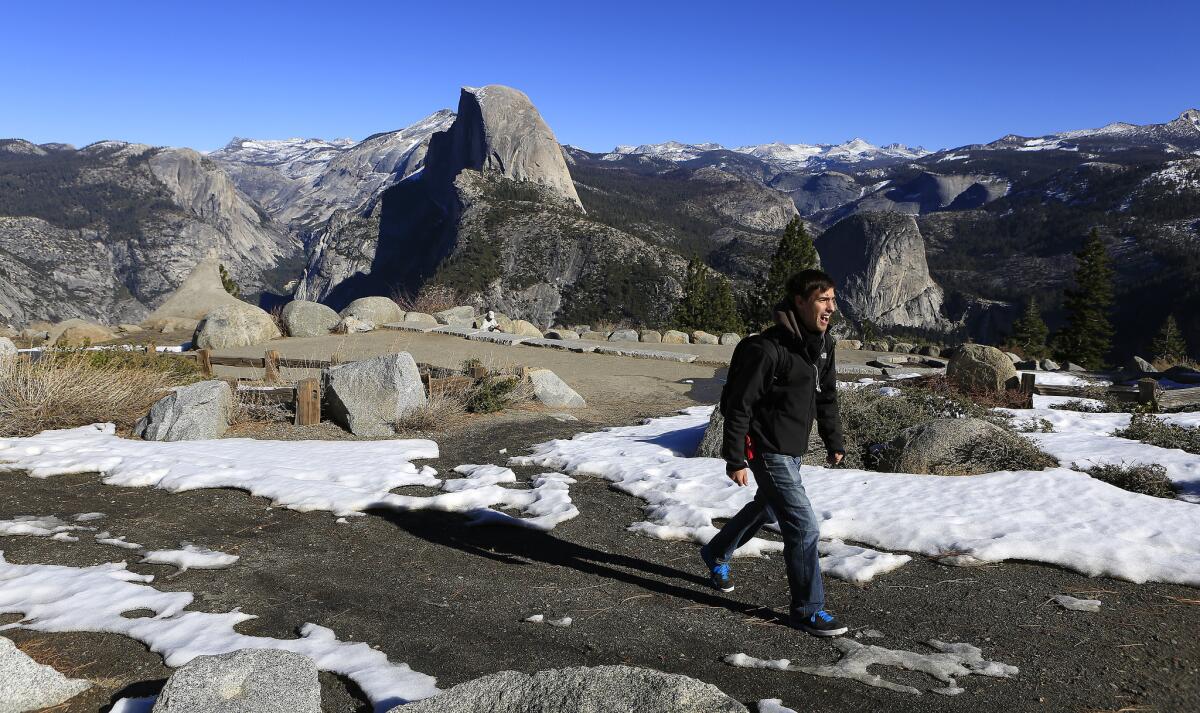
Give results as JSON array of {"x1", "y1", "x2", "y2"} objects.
[
  {"x1": 523, "y1": 614, "x2": 573, "y2": 627},
  {"x1": 140, "y1": 544, "x2": 239, "y2": 572},
  {"x1": 1052, "y1": 594, "x2": 1101, "y2": 612},
  {"x1": 1019, "y1": 370, "x2": 1102, "y2": 387},
  {"x1": 1001, "y1": 405, "x2": 1200, "y2": 501},
  {"x1": 73, "y1": 512, "x2": 106, "y2": 522},
  {"x1": 0, "y1": 554, "x2": 439, "y2": 709},
  {"x1": 95, "y1": 533, "x2": 144, "y2": 550},
  {"x1": 513, "y1": 406, "x2": 1200, "y2": 586},
  {"x1": 0, "y1": 426, "x2": 577, "y2": 531},
  {"x1": 0, "y1": 515, "x2": 91, "y2": 538},
  {"x1": 726, "y1": 639, "x2": 1017, "y2": 695},
  {"x1": 757, "y1": 699, "x2": 799, "y2": 713}
]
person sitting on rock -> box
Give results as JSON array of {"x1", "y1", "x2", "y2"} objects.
[
  {"x1": 700, "y1": 269, "x2": 848, "y2": 637},
  {"x1": 481, "y1": 310, "x2": 500, "y2": 332}
]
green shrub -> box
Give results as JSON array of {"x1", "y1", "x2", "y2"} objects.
[
  {"x1": 956, "y1": 432, "x2": 1059, "y2": 473},
  {"x1": 1080, "y1": 462, "x2": 1177, "y2": 499},
  {"x1": 465, "y1": 376, "x2": 522, "y2": 414}
]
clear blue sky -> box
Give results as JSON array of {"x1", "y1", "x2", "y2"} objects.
[{"x1": 5, "y1": 0, "x2": 1197, "y2": 153}]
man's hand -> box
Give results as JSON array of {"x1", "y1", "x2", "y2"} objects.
[
  {"x1": 727, "y1": 468, "x2": 750, "y2": 486},
  {"x1": 827, "y1": 451, "x2": 844, "y2": 467}
]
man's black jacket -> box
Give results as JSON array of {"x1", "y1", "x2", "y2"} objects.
[{"x1": 720, "y1": 324, "x2": 845, "y2": 471}]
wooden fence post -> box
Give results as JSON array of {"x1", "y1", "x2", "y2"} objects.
[
  {"x1": 197, "y1": 348, "x2": 213, "y2": 377},
  {"x1": 1020, "y1": 373, "x2": 1036, "y2": 407},
  {"x1": 295, "y1": 378, "x2": 321, "y2": 426},
  {"x1": 264, "y1": 350, "x2": 281, "y2": 384},
  {"x1": 1137, "y1": 378, "x2": 1158, "y2": 408}
]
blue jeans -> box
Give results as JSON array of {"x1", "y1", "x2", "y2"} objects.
[{"x1": 705, "y1": 452, "x2": 825, "y2": 621}]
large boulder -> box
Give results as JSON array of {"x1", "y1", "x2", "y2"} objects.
[
  {"x1": 134, "y1": 380, "x2": 234, "y2": 441},
  {"x1": 946, "y1": 343, "x2": 1018, "y2": 393},
  {"x1": 389, "y1": 665, "x2": 746, "y2": 713},
  {"x1": 434, "y1": 306, "x2": 476, "y2": 326},
  {"x1": 639, "y1": 330, "x2": 662, "y2": 343},
  {"x1": 282, "y1": 300, "x2": 340, "y2": 337},
  {"x1": 0, "y1": 337, "x2": 17, "y2": 357},
  {"x1": 337, "y1": 316, "x2": 375, "y2": 333},
  {"x1": 865, "y1": 340, "x2": 890, "y2": 352},
  {"x1": 142, "y1": 258, "x2": 247, "y2": 325},
  {"x1": 509, "y1": 319, "x2": 544, "y2": 338},
  {"x1": 1127, "y1": 355, "x2": 1156, "y2": 373},
  {"x1": 696, "y1": 407, "x2": 724, "y2": 458},
  {"x1": 323, "y1": 352, "x2": 427, "y2": 437},
  {"x1": 193, "y1": 304, "x2": 281, "y2": 350},
  {"x1": 51, "y1": 318, "x2": 116, "y2": 346},
  {"x1": 608, "y1": 329, "x2": 639, "y2": 342},
  {"x1": 662, "y1": 330, "x2": 690, "y2": 344},
  {"x1": 545, "y1": 329, "x2": 579, "y2": 341},
  {"x1": 580, "y1": 331, "x2": 609, "y2": 341},
  {"x1": 0, "y1": 635, "x2": 90, "y2": 712},
  {"x1": 719, "y1": 333, "x2": 741, "y2": 346},
  {"x1": 878, "y1": 418, "x2": 1014, "y2": 475},
  {"x1": 892, "y1": 342, "x2": 914, "y2": 354},
  {"x1": 403, "y1": 311, "x2": 439, "y2": 324},
  {"x1": 815, "y1": 213, "x2": 950, "y2": 331},
  {"x1": 837, "y1": 339, "x2": 863, "y2": 351},
  {"x1": 691, "y1": 331, "x2": 719, "y2": 345},
  {"x1": 151, "y1": 649, "x2": 319, "y2": 713},
  {"x1": 340, "y1": 296, "x2": 403, "y2": 326},
  {"x1": 528, "y1": 369, "x2": 586, "y2": 408}
]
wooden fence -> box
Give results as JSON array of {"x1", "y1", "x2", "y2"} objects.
[{"x1": 1018, "y1": 373, "x2": 1200, "y2": 410}]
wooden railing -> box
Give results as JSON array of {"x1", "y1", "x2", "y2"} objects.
[{"x1": 1018, "y1": 373, "x2": 1200, "y2": 410}]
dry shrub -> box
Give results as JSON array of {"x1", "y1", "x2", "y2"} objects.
[
  {"x1": 1115, "y1": 413, "x2": 1200, "y2": 455},
  {"x1": 392, "y1": 283, "x2": 461, "y2": 314},
  {"x1": 0, "y1": 351, "x2": 201, "y2": 436},
  {"x1": 393, "y1": 389, "x2": 468, "y2": 435},
  {"x1": 1080, "y1": 461, "x2": 1177, "y2": 499},
  {"x1": 955, "y1": 432, "x2": 1059, "y2": 473},
  {"x1": 393, "y1": 366, "x2": 534, "y2": 435},
  {"x1": 268, "y1": 303, "x2": 287, "y2": 335},
  {"x1": 908, "y1": 374, "x2": 1031, "y2": 409},
  {"x1": 1151, "y1": 356, "x2": 1199, "y2": 372}
]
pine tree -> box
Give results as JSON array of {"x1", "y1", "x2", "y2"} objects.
[
  {"x1": 672, "y1": 257, "x2": 744, "y2": 334},
  {"x1": 1053, "y1": 229, "x2": 1114, "y2": 369},
  {"x1": 219, "y1": 264, "x2": 241, "y2": 298},
  {"x1": 747, "y1": 217, "x2": 819, "y2": 329},
  {"x1": 1151, "y1": 315, "x2": 1188, "y2": 364},
  {"x1": 1009, "y1": 296, "x2": 1050, "y2": 359}
]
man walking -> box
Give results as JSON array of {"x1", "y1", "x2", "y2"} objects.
[{"x1": 700, "y1": 269, "x2": 848, "y2": 637}]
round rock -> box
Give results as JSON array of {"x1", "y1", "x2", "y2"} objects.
[{"x1": 282, "y1": 300, "x2": 340, "y2": 337}]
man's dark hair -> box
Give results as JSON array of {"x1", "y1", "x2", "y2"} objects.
[{"x1": 786, "y1": 269, "x2": 836, "y2": 301}]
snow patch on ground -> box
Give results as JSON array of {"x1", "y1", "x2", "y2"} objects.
[
  {"x1": 523, "y1": 613, "x2": 573, "y2": 627},
  {"x1": 513, "y1": 406, "x2": 1200, "y2": 586},
  {"x1": 726, "y1": 639, "x2": 1017, "y2": 695},
  {"x1": 0, "y1": 554, "x2": 439, "y2": 709},
  {"x1": 0, "y1": 427, "x2": 578, "y2": 531},
  {"x1": 0, "y1": 515, "x2": 91, "y2": 538},
  {"x1": 140, "y1": 544, "x2": 239, "y2": 572},
  {"x1": 1052, "y1": 594, "x2": 1102, "y2": 612},
  {"x1": 95, "y1": 532, "x2": 144, "y2": 550},
  {"x1": 757, "y1": 699, "x2": 799, "y2": 713}
]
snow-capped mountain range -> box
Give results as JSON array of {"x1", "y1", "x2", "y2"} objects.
[{"x1": 605, "y1": 137, "x2": 929, "y2": 170}]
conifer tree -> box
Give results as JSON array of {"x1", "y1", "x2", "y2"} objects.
[
  {"x1": 1053, "y1": 229, "x2": 1114, "y2": 369},
  {"x1": 1009, "y1": 296, "x2": 1049, "y2": 359},
  {"x1": 746, "y1": 217, "x2": 819, "y2": 329},
  {"x1": 673, "y1": 257, "x2": 744, "y2": 334},
  {"x1": 1151, "y1": 315, "x2": 1188, "y2": 364}
]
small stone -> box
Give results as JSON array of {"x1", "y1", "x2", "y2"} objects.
[{"x1": 151, "y1": 649, "x2": 320, "y2": 713}]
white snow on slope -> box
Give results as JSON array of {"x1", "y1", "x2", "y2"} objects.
[
  {"x1": 512, "y1": 406, "x2": 1200, "y2": 586},
  {"x1": 140, "y1": 544, "x2": 239, "y2": 572},
  {"x1": 0, "y1": 425, "x2": 577, "y2": 531},
  {"x1": 0, "y1": 554, "x2": 439, "y2": 709}
]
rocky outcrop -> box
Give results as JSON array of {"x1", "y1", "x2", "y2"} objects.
[
  {"x1": 142, "y1": 258, "x2": 248, "y2": 325},
  {"x1": 816, "y1": 212, "x2": 950, "y2": 331},
  {"x1": 193, "y1": 304, "x2": 281, "y2": 350},
  {"x1": 389, "y1": 665, "x2": 746, "y2": 713},
  {"x1": 423, "y1": 86, "x2": 582, "y2": 209},
  {"x1": 135, "y1": 381, "x2": 235, "y2": 441},
  {"x1": 151, "y1": 649, "x2": 319, "y2": 713}
]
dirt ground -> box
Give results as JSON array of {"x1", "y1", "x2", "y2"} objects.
[{"x1": 2, "y1": 340, "x2": 1195, "y2": 713}]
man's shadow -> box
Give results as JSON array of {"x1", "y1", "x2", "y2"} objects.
[{"x1": 367, "y1": 507, "x2": 786, "y2": 624}]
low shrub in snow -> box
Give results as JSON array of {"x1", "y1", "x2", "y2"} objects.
[
  {"x1": 1114, "y1": 414, "x2": 1200, "y2": 455},
  {"x1": 1080, "y1": 461, "x2": 1177, "y2": 499},
  {"x1": 0, "y1": 350, "x2": 200, "y2": 437},
  {"x1": 954, "y1": 432, "x2": 1059, "y2": 474}
]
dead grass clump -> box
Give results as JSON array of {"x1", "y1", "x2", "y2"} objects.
[
  {"x1": 1114, "y1": 413, "x2": 1200, "y2": 455},
  {"x1": 1151, "y1": 356, "x2": 1199, "y2": 372},
  {"x1": 393, "y1": 283, "x2": 461, "y2": 314},
  {"x1": 0, "y1": 351, "x2": 200, "y2": 436},
  {"x1": 1080, "y1": 461, "x2": 1177, "y2": 499},
  {"x1": 393, "y1": 390, "x2": 468, "y2": 435},
  {"x1": 268, "y1": 303, "x2": 287, "y2": 335}
]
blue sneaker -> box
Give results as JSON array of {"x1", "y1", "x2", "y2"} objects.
[
  {"x1": 700, "y1": 544, "x2": 734, "y2": 592},
  {"x1": 796, "y1": 610, "x2": 848, "y2": 637}
]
